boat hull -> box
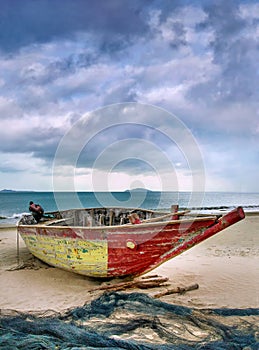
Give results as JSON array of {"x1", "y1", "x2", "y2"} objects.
[{"x1": 18, "y1": 207, "x2": 245, "y2": 278}]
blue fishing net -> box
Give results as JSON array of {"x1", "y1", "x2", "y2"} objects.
[{"x1": 1, "y1": 292, "x2": 258, "y2": 349}]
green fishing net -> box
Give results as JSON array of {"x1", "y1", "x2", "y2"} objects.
[{"x1": 1, "y1": 292, "x2": 258, "y2": 349}]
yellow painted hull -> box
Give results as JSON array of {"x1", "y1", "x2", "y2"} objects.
[{"x1": 21, "y1": 232, "x2": 108, "y2": 277}]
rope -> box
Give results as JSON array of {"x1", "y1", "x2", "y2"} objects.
[{"x1": 16, "y1": 229, "x2": 20, "y2": 265}]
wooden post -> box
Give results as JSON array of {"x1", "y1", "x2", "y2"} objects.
[
  {"x1": 109, "y1": 210, "x2": 114, "y2": 226},
  {"x1": 171, "y1": 204, "x2": 179, "y2": 220}
]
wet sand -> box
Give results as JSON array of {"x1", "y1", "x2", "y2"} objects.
[{"x1": 0, "y1": 214, "x2": 258, "y2": 312}]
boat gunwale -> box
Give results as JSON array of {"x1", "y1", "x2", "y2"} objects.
[{"x1": 17, "y1": 215, "x2": 218, "y2": 231}]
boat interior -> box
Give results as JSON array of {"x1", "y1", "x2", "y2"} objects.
[{"x1": 18, "y1": 206, "x2": 204, "y2": 227}]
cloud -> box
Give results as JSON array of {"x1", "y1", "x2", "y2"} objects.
[
  {"x1": 50, "y1": 103, "x2": 206, "y2": 194},
  {"x1": 0, "y1": 0, "x2": 149, "y2": 53},
  {"x1": 0, "y1": 0, "x2": 258, "y2": 191},
  {"x1": 190, "y1": 0, "x2": 259, "y2": 104}
]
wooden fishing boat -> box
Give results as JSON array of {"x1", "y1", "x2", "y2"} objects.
[{"x1": 17, "y1": 205, "x2": 245, "y2": 278}]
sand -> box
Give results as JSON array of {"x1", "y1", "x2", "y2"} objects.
[{"x1": 0, "y1": 214, "x2": 258, "y2": 312}]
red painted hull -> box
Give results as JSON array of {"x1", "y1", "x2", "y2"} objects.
[
  {"x1": 107, "y1": 218, "x2": 215, "y2": 277},
  {"x1": 18, "y1": 207, "x2": 245, "y2": 278}
]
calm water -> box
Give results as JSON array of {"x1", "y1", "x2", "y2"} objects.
[{"x1": 0, "y1": 191, "x2": 259, "y2": 225}]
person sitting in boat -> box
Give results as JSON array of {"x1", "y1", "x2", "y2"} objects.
[
  {"x1": 128, "y1": 213, "x2": 141, "y2": 224},
  {"x1": 29, "y1": 201, "x2": 44, "y2": 223}
]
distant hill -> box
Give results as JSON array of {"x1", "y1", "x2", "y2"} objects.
[
  {"x1": 125, "y1": 188, "x2": 151, "y2": 192},
  {"x1": 0, "y1": 189, "x2": 34, "y2": 193},
  {"x1": 0, "y1": 189, "x2": 17, "y2": 193}
]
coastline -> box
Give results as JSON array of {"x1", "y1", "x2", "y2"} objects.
[{"x1": 0, "y1": 213, "x2": 258, "y2": 312}]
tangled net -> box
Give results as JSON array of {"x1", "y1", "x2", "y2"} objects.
[{"x1": 1, "y1": 292, "x2": 258, "y2": 349}]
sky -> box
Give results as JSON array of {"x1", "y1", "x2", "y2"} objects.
[{"x1": 0, "y1": 0, "x2": 258, "y2": 193}]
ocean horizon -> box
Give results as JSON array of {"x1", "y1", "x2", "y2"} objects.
[{"x1": 1, "y1": 190, "x2": 259, "y2": 226}]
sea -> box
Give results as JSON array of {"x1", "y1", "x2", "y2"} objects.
[{"x1": 0, "y1": 191, "x2": 259, "y2": 226}]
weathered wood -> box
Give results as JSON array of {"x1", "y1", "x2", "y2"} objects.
[
  {"x1": 141, "y1": 210, "x2": 191, "y2": 223},
  {"x1": 171, "y1": 204, "x2": 179, "y2": 220},
  {"x1": 152, "y1": 283, "x2": 199, "y2": 298},
  {"x1": 89, "y1": 276, "x2": 169, "y2": 292},
  {"x1": 136, "y1": 281, "x2": 170, "y2": 289},
  {"x1": 141, "y1": 274, "x2": 160, "y2": 279}
]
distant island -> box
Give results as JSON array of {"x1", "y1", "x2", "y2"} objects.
[
  {"x1": 0, "y1": 189, "x2": 34, "y2": 193},
  {"x1": 0, "y1": 189, "x2": 17, "y2": 193},
  {"x1": 125, "y1": 188, "x2": 152, "y2": 192}
]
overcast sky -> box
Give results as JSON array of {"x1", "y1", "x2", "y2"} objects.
[{"x1": 0, "y1": 0, "x2": 258, "y2": 192}]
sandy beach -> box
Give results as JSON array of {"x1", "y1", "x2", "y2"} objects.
[{"x1": 0, "y1": 214, "x2": 258, "y2": 313}]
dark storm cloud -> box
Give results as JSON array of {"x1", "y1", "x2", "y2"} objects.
[
  {"x1": 19, "y1": 52, "x2": 100, "y2": 87},
  {"x1": 190, "y1": 0, "x2": 259, "y2": 104},
  {"x1": 0, "y1": 125, "x2": 62, "y2": 160},
  {"x1": 146, "y1": 0, "x2": 190, "y2": 50},
  {"x1": 200, "y1": 0, "x2": 246, "y2": 63},
  {"x1": 152, "y1": 0, "x2": 190, "y2": 22},
  {"x1": 169, "y1": 22, "x2": 187, "y2": 49},
  {"x1": 0, "y1": 0, "x2": 149, "y2": 53}
]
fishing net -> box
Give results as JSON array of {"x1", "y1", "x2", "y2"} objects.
[{"x1": 0, "y1": 292, "x2": 258, "y2": 349}]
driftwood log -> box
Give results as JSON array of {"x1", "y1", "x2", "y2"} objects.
[
  {"x1": 152, "y1": 283, "x2": 199, "y2": 298},
  {"x1": 90, "y1": 276, "x2": 169, "y2": 292},
  {"x1": 90, "y1": 276, "x2": 199, "y2": 298}
]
